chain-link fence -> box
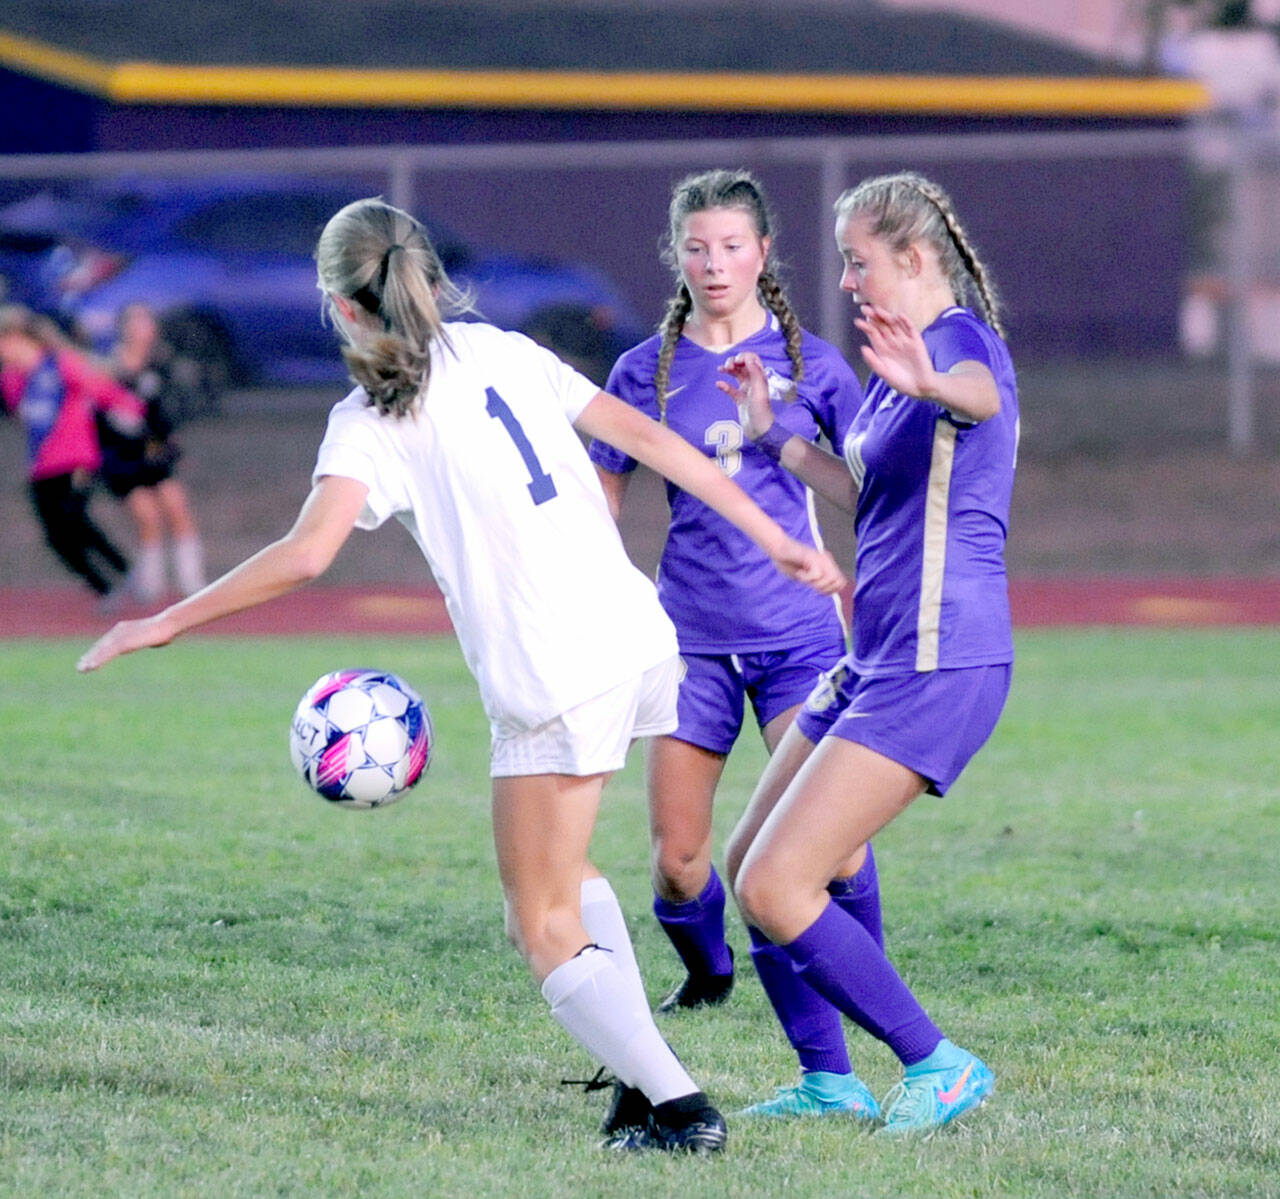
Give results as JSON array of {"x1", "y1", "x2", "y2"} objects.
[{"x1": 1, "y1": 125, "x2": 1275, "y2": 453}]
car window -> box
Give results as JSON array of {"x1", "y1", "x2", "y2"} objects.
[{"x1": 174, "y1": 193, "x2": 341, "y2": 257}]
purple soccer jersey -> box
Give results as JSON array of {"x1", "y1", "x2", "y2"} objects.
[
  {"x1": 590, "y1": 316, "x2": 862, "y2": 653},
  {"x1": 842, "y1": 307, "x2": 1018, "y2": 675}
]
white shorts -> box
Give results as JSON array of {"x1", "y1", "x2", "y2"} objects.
[{"x1": 489, "y1": 655, "x2": 682, "y2": 778}]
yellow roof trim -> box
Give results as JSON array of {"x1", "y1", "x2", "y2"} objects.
[
  {"x1": 0, "y1": 29, "x2": 113, "y2": 92},
  {"x1": 1, "y1": 30, "x2": 1211, "y2": 115}
]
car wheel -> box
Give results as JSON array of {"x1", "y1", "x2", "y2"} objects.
[
  {"x1": 520, "y1": 302, "x2": 631, "y2": 387},
  {"x1": 157, "y1": 309, "x2": 236, "y2": 421}
]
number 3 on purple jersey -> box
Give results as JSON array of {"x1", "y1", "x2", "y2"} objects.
[{"x1": 485, "y1": 387, "x2": 557, "y2": 505}]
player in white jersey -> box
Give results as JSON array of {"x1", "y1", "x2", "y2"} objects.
[{"x1": 77, "y1": 197, "x2": 845, "y2": 1154}]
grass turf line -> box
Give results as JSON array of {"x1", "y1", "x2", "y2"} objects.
[{"x1": 1, "y1": 630, "x2": 1278, "y2": 1198}]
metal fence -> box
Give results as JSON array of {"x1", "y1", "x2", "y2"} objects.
[{"x1": 2, "y1": 124, "x2": 1274, "y2": 453}]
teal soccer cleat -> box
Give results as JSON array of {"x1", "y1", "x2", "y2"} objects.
[
  {"x1": 876, "y1": 1047, "x2": 994, "y2": 1137},
  {"x1": 738, "y1": 1070, "x2": 880, "y2": 1121}
]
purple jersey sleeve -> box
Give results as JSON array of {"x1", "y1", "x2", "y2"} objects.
[
  {"x1": 588, "y1": 338, "x2": 662, "y2": 475},
  {"x1": 922, "y1": 316, "x2": 993, "y2": 374},
  {"x1": 916, "y1": 315, "x2": 1006, "y2": 428}
]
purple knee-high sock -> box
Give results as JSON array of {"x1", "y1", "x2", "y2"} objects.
[
  {"x1": 653, "y1": 866, "x2": 733, "y2": 978},
  {"x1": 827, "y1": 843, "x2": 884, "y2": 950},
  {"x1": 748, "y1": 925, "x2": 851, "y2": 1075},
  {"x1": 781, "y1": 899, "x2": 942, "y2": 1066},
  {"x1": 746, "y1": 848, "x2": 884, "y2": 1076}
]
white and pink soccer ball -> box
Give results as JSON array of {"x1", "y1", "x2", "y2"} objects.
[{"x1": 289, "y1": 669, "x2": 433, "y2": 808}]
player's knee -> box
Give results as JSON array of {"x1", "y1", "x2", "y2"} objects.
[
  {"x1": 129, "y1": 496, "x2": 163, "y2": 539},
  {"x1": 651, "y1": 839, "x2": 708, "y2": 903},
  {"x1": 733, "y1": 858, "x2": 786, "y2": 933},
  {"x1": 503, "y1": 897, "x2": 583, "y2": 968}
]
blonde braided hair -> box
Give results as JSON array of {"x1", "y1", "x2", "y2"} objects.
[{"x1": 835, "y1": 171, "x2": 1005, "y2": 339}]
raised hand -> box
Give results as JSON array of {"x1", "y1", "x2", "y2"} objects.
[
  {"x1": 853, "y1": 304, "x2": 940, "y2": 400},
  {"x1": 717, "y1": 351, "x2": 775, "y2": 440}
]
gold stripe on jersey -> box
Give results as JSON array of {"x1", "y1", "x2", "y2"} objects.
[
  {"x1": 803, "y1": 483, "x2": 848, "y2": 641},
  {"x1": 916, "y1": 419, "x2": 957, "y2": 673}
]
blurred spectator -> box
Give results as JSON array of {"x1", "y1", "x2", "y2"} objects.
[
  {"x1": 0, "y1": 303, "x2": 138, "y2": 603},
  {"x1": 103, "y1": 302, "x2": 207, "y2": 600}
]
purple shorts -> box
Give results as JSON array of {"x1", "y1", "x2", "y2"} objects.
[
  {"x1": 673, "y1": 635, "x2": 848, "y2": 755},
  {"x1": 796, "y1": 656, "x2": 1012, "y2": 796}
]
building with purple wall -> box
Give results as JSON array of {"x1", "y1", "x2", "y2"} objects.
[{"x1": 0, "y1": 1, "x2": 1207, "y2": 357}]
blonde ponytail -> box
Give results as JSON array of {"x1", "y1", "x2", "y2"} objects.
[{"x1": 316, "y1": 198, "x2": 474, "y2": 417}]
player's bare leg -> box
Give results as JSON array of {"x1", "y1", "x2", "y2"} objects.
[
  {"x1": 124, "y1": 486, "x2": 167, "y2": 601},
  {"x1": 492, "y1": 772, "x2": 725, "y2": 1153},
  {"x1": 647, "y1": 737, "x2": 735, "y2": 1011},
  {"x1": 726, "y1": 722, "x2": 883, "y2": 1120}
]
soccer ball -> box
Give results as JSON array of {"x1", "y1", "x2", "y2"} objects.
[{"x1": 289, "y1": 668, "x2": 433, "y2": 809}]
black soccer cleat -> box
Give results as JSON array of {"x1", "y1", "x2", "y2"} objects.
[
  {"x1": 600, "y1": 1079, "x2": 652, "y2": 1136},
  {"x1": 648, "y1": 1095, "x2": 728, "y2": 1154},
  {"x1": 655, "y1": 948, "x2": 735, "y2": 1014},
  {"x1": 601, "y1": 1091, "x2": 727, "y2": 1155},
  {"x1": 562, "y1": 1068, "x2": 652, "y2": 1137}
]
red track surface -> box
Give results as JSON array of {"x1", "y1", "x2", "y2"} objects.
[{"x1": 3, "y1": 577, "x2": 1280, "y2": 640}]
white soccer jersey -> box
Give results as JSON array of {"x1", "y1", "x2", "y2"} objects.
[{"x1": 313, "y1": 322, "x2": 678, "y2": 737}]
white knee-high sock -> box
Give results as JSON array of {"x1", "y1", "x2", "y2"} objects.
[
  {"x1": 542, "y1": 947, "x2": 697, "y2": 1106},
  {"x1": 131, "y1": 543, "x2": 166, "y2": 602},
  {"x1": 172, "y1": 534, "x2": 206, "y2": 596},
  {"x1": 579, "y1": 877, "x2": 647, "y2": 1013}
]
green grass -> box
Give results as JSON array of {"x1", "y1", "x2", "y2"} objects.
[{"x1": 2, "y1": 628, "x2": 1278, "y2": 1198}]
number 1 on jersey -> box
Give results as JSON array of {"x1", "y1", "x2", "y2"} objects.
[{"x1": 485, "y1": 387, "x2": 557, "y2": 505}]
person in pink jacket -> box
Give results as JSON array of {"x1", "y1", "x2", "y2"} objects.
[{"x1": 0, "y1": 304, "x2": 143, "y2": 600}]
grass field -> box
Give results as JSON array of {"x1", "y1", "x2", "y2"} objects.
[{"x1": 2, "y1": 629, "x2": 1278, "y2": 1198}]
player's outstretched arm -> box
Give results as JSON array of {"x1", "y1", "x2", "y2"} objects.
[
  {"x1": 717, "y1": 352, "x2": 859, "y2": 513},
  {"x1": 575, "y1": 391, "x2": 847, "y2": 596},
  {"x1": 76, "y1": 475, "x2": 368, "y2": 673},
  {"x1": 854, "y1": 304, "x2": 999, "y2": 423}
]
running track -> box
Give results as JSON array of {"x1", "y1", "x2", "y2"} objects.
[{"x1": 4, "y1": 577, "x2": 1280, "y2": 639}]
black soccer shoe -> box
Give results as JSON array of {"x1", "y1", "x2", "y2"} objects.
[
  {"x1": 561, "y1": 1068, "x2": 652, "y2": 1136},
  {"x1": 601, "y1": 1091, "x2": 727, "y2": 1155},
  {"x1": 600, "y1": 1079, "x2": 652, "y2": 1136},
  {"x1": 648, "y1": 1092, "x2": 728, "y2": 1154},
  {"x1": 655, "y1": 948, "x2": 735, "y2": 1014}
]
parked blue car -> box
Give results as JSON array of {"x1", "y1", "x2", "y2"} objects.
[{"x1": 0, "y1": 176, "x2": 644, "y2": 403}]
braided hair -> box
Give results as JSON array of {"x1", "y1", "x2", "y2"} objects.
[
  {"x1": 315, "y1": 198, "x2": 475, "y2": 417},
  {"x1": 654, "y1": 170, "x2": 805, "y2": 420},
  {"x1": 834, "y1": 172, "x2": 1005, "y2": 340}
]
